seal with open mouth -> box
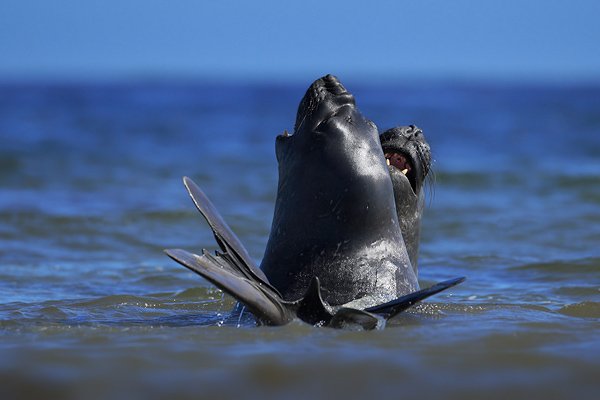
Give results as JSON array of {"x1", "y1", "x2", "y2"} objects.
[
  {"x1": 165, "y1": 75, "x2": 464, "y2": 330},
  {"x1": 381, "y1": 125, "x2": 431, "y2": 274}
]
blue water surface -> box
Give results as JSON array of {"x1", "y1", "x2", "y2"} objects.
[{"x1": 0, "y1": 79, "x2": 599, "y2": 399}]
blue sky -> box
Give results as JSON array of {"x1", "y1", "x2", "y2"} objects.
[{"x1": 1, "y1": 0, "x2": 599, "y2": 82}]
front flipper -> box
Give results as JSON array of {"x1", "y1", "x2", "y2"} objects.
[
  {"x1": 290, "y1": 277, "x2": 385, "y2": 331},
  {"x1": 165, "y1": 248, "x2": 293, "y2": 325},
  {"x1": 293, "y1": 276, "x2": 334, "y2": 325},
  {"x1": 364, "y1": 277, "x2": 466, "y2": 319}
]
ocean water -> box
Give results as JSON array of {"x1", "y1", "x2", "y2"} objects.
[{"x1": 0, "y1": 79, "x2": 599, "y2": 399}]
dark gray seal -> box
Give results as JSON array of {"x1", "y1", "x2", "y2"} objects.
[
  {"x1": 260, "y1": 75, "x2": 417, "y2": 309},
  {"x1": 381, "y1": 125, "x2": 431, "y2": 274},
  {"x1": 165, "y1": 75, "x2": 464, "y2": 330}
]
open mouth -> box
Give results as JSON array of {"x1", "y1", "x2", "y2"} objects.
[{"x1": 384, "y1": 150, "x2": 417, "y2": 194}]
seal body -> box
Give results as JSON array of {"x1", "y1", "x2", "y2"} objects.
[{"x1": 260, "y1": 75, "x2": 418, "y2": 308}]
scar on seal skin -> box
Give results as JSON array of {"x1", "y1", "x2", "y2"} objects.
[{"x1": 165, "y1": 75, "x2": 464, "y2": 330}]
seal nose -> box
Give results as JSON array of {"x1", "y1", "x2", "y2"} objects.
[
  {"x1": 316, "y1": 75, "x2": 355, "y2": 108},
  {"x1": 321, "y1": 74, "x2": 347, "y2": 96},
  {"x1": 294, "y1": 75, "x2": 356, "y2": 133}
]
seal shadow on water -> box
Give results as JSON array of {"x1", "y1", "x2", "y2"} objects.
[{"x1": 165, "y1": 75, "x2": 465, "y2": 330}]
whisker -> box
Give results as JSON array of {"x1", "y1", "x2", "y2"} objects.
[{"x1": 427, "y1": 162, "x2": 436, "y2": 207}]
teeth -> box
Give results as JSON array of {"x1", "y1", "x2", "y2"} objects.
[
  {"x1": 401, "y1": 169, "x2": 408, "y2": 175},
  {"x1": 386, "y1": 159, "x2": 391, "y2": 166}
]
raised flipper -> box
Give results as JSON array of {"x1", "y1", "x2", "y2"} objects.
[
  {"x1": 364, "y1": 276, "x2": 466, "y2": 319},
  {"x1": 181, "y1": 176, "x2": 279, "y2": 294},
  {"x1": 165, "y1": 248, "x2": 293, "y2": 325},
  {"x1": 166, "y1": 177, "x2": 289, "y2": 325}
]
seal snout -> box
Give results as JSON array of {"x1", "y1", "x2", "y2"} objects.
[
  {"x1": 294, "y1": 75, "x2": 356, "y2": 133},
  {"x1": 320, "y1": 74, "x2": 348, "y2": 96},
  {"x1": 314, "y1": 74, "x2": 354, "y2": 105}
]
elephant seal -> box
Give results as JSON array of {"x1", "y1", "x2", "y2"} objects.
[
  {"x1": 381, "y1": 125, "x2": 431, "y2": 274},
  {"x1": 165, "y1": 75, "x2": 464, "y2": 329},
  {"x1": 260, "y1": 75, "x2": 417, "y2": 309}
]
